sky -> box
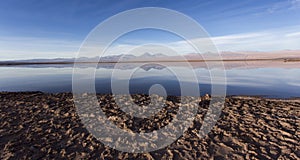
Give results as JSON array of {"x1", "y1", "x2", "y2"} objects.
[{"x1": 0, "y1": 0, "x2": 300, "y2": 60}]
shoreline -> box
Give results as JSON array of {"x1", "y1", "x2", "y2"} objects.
[
  {"x1": 0, "y1": 92, "x2": 299, "y2": 159},
  {"x1": 1, "y1": 91, "x2": 300, "y2": 100},
  {"x1": 1, "y1": 58, "x2": 300, "y2": 66}
]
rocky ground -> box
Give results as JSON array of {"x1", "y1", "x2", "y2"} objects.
[{"x1": 0, "y1": 92, "x2": 299, "y2": 159}]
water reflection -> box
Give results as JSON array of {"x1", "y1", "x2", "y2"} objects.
[{"x1": 0, "y1": 62, "x2": 299, "y2": 98}]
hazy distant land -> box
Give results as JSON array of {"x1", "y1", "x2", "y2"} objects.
[
  {"x1": 1, "y1": 50, "x2": 299, "y2": 69},
  {"x1": 1, "y1": 50, "x2": 300, "y2": 63}
]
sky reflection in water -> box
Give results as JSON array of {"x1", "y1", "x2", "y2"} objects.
[{"x1": 0, "y1": 63, "x2": 300, "y2": 98}]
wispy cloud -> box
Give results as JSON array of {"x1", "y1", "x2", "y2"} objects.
[
  {"x1": 211, "y1": 25, "x2": 300, "y2": 51},
  {"x1": 1, "y1": 25, "x2": 300, "y2": 60},
  {"x1": 285, "y1": 31, "x2": 300, "y2": 37},
  {"x1": 97, "y1": 26, "x2": 300, "y2": 56},
  {"x1": 289, "y1": 0, "x2": 300, "y2": 9},
  {"x1": 0, "y1": 36, "x2": 81, "y2": 60},
  {"x1": 267, "y1": 0, "x2": 300, "y2": 13},
  {"x1": 173, "y1": 25, "x2": 300, "y2": 52}
]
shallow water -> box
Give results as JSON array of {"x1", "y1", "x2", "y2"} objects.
[{"x1": 0, "y1": 62, "x2": 300, "y2": 98}]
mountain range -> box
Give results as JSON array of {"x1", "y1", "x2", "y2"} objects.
[{"x1": 0, "y1": 50, "x2": 300, "y2": 65}]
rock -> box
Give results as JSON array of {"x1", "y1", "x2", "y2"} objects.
[{"x1": 0, "y1": 92, "x2": 299, "y2": 159}]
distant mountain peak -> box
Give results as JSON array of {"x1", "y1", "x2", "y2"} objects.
[
  {"x1": 141, "y1": 52, "x2": 153, "y2": 57},
  {"x1": 139, "y1": 52, "x2": 166, "y2": 57}
]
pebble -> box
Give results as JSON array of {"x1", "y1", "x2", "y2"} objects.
[{"x1": 0, "y1": 92, "x2": 299, "y2": 159}]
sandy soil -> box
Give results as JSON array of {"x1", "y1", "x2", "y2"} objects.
[{"x1": 0, "y1": 92, "x2": 299, "y2": 159}]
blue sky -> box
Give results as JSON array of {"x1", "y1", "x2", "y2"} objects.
[{"x1": 0, "y1": 0, "x2": 300, "y2": 60}]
